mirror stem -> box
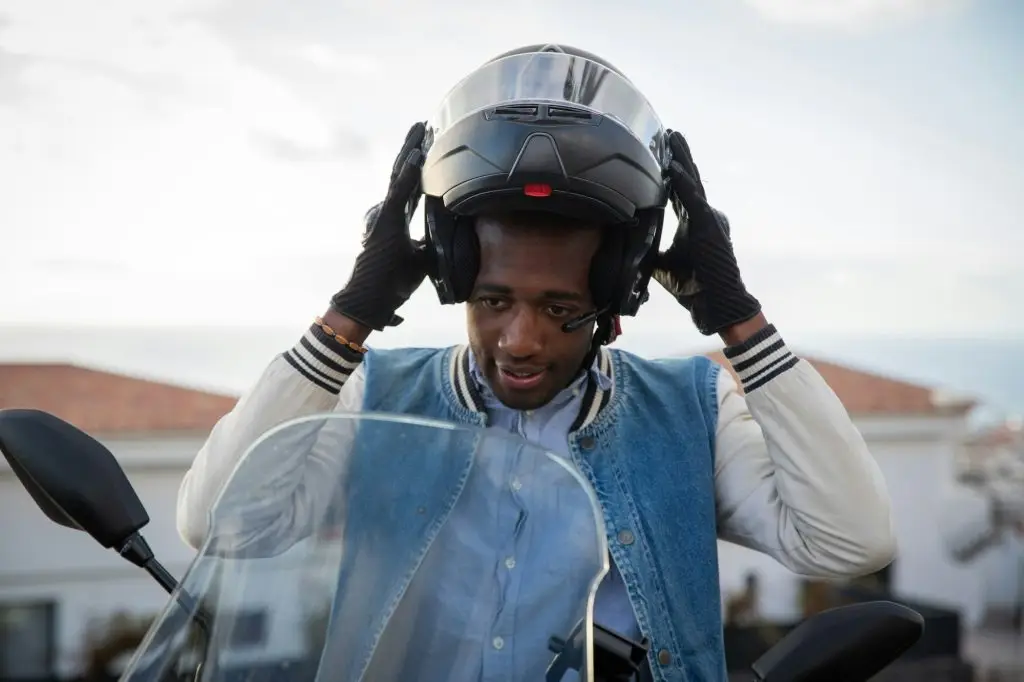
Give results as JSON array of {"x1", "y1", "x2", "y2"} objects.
[
  {"x1": 143, "y1": 555, "x2": 177, "y2": 595},
  {"x1": 118, "y1": 532, "x2": 212, "y2": 634}
]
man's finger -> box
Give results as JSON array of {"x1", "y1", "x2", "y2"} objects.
[
  {"x1": 360, "y1": 203, "x2": 384, "y2": 245},
  {"x1": 668, "y1": 132, "x2": 702, "y2": 187},
  {"x1": 668, "y1": 160, "x2": 704, "y2": 204},
  {"x1": 377, "y1": 146, "x2": 424, "y2": 229},
  {"x1": 387, "y1": 146, "x2": 423, "y2": 203},
  {"x1": 390, "y1": 121, "x2": 427, "y2": 183}
]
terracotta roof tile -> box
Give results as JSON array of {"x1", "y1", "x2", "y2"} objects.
[
  {"x1": 1, "y1": 350, "x2": 975, "y2": 437},
  {"x1": 0, "y1": 363, "x2": 238, "y2": 434},
  {"x1": 704, "y1": 351, "x2": 976, "y2": 416}
]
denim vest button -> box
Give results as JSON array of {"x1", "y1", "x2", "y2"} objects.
[
  {"x1": 657, "y1": 649, "x2": 671, "y2": 665},
  {"x1": 617, "y1": 529, "x2": 634, "y2": 545},
  {"x1": 580, "y1": 436, "x2": 596, "y2": 450}
]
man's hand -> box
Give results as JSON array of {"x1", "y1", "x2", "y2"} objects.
[
  {"x1": 653, "y1": 130, "x2": 763, "y2": 339},
  {"x1": 328, "y1": 122, "x2": 431, "y2": 335}
]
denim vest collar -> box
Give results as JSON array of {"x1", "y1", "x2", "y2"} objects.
[{"x1": 449, "y1": 344, "x2": 616, "y2": 432}]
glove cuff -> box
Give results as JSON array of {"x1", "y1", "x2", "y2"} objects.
[
  {"x1": 329, "y1": 291, "x2": 403, "y2": 332},
  {"x1": 692, "y1": 292, "x2": 762, "y2": 336}
]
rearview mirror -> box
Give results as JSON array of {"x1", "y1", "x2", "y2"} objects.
[
  {"x1": 0, "y1": 408, "x2": 149, "y2": 548},
  {"x1": 752, "y1": 600, "x2": 924, "y2": 682}
]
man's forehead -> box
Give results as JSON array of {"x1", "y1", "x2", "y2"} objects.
[
  {"x1": 474, "y1": 210, "x2": 602, "y2": 236},
  {"x1": 477, "y1": 223, "x2": 598, "y2": 264}
]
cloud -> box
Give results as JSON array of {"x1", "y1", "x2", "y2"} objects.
[
  {"x1": 741, "y1": 0, "x2": 970, "y2": 28},
  {"x1": 0, "y1": 13, "x2": 32, "y2": 102},
  {"x1": 735, "y1": 251, "x2": 1024, "y2": 337},
  {"x1": 0, "y1": 45, "x2": 31, "y2": 103},
  {"x1": 250, "y1": 128, "x2": 369, "y2": 163},
  {"x1": 0, "y1": 0, "x2": 389, "y2": 274},
  {"x1": 0, "y1": 0, "x2": 1018, "y2": 342},
  {"x1": 296, "y1": 44, "x2": 381, "y2": 76}
]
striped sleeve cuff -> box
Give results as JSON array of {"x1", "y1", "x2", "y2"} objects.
[
  {"x1": 283, "y1": 323, "x2": 365, "y2": 395},
  {"x1": 721, "y1": 323, "x2": 799, "y2": 393}
]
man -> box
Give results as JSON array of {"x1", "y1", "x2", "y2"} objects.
[{"x1": 177, "y1": 45, "x2": 895, "y2": 682}]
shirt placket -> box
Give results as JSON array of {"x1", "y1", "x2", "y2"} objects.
[{"x1": 481, "y1": 412, "x2": 531, "y2": 682}]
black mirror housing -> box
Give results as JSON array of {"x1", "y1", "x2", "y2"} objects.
[
  {"x1": 752, "y1": 600, "x2": 924, "y2": 682},
  {"x1": 0, "y1": 408, "x2": 150, "y2": 548}
]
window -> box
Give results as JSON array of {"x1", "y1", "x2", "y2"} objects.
[{"x1": 0, "y1": 601, "x2": 57, "y2": 678}]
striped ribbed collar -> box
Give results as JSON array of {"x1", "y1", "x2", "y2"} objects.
[{"x1": 448, "y1": 345, "x2": 615, "y2": 432}]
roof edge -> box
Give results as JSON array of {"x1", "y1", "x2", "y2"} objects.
[{"x1": 0, "y1": 360, "x2": 240, "y2": 401}]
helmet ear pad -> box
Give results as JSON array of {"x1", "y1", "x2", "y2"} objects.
[
  {"x1": 589, "y1": 228, "x2": 626, "y2": 312},
  {"x1": 614, "y1": 208, "x2": 666, "y2": 316},
  {"x1": 584, "y1": 209, "x2": 663, "y2": 316},
  {"x1": 425, "y1": 197, "x2": 479, "y2": 304},
  {"x1": 448, "y1": 218, "x2": 480, "y2": 303}
]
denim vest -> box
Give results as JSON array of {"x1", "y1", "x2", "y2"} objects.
[{"x1": 323, "y1": 345, "x2": 725, "y2": 682}]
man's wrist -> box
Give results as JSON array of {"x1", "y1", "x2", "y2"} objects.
[
  {"x1": 719, "y1": 312, "x2": 768, "y2": 346},
  {"x1": 283, "y1": 316, "x2": 367, "y2": 395},
  {"x1": 322, "y1": 309, "x2": 373, "y2": 346},
  {"x1": 720, "y1": 320, "x2": 799, "y2": 393}
]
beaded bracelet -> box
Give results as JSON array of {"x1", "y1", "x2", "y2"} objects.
[{"x1": 314, "y1": 316, "x2": 369, "y2": 354}]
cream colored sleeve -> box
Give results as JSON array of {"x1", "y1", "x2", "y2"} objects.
[
  {"x1": 175, "y1": 324, "x2": 366, "y2": 549},
  {"x1": 712, "y1": 325, "x2": 896, "y2": 578}
]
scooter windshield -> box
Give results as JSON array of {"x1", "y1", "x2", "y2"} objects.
[{"x1": 120, "y1": 413, "x2": 610, "y2": 682}]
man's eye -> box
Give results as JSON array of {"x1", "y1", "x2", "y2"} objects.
[
  {"x1": 479, "y1": 297, "x2": 508, "y2": 310},
  {"x1": 546, "y1": 305, "x2": 572, "y2": 318}
]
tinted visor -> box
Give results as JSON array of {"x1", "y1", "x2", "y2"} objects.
[{"x1": 428, "y1": 52, "x2": 668, "y2": 169}]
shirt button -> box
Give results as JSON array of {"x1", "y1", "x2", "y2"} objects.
[
  {"x1": 580, "y1": 436, "x2": 596, "y2": 451},
  {"x1": 505, "y1": 556, "x2": 516, "y2": 569},
  {"x1": 510, "y1": 478, "x2": 522, "y2": 491},
  {"x1": 492, "y1": 636, "x2": 505, "y2": 650},
  {"x1": 617, "y1": 529, "x2": 635, "y2": 545},
  {"x1": 657, "y1": 649, "x2": 671, "y2": 665}
]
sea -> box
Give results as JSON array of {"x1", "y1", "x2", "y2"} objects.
[{"x1": 1, "y1": 325, "x2": 1021, "y2": 428}]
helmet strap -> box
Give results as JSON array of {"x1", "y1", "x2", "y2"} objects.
[{"x1": 576, "y1": 311, "x2": 619, "y2": 374}]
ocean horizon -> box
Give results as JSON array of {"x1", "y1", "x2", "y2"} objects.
[{"x1": 2, "y1": 324, "x2": 1021, "y2": 427}]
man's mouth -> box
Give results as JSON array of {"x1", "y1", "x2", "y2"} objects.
[{"x1": 498, "y1": 366, "x2": 547, "y2": 390}]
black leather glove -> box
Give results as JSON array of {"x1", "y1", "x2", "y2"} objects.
[
  {"x1": 329, "y1": 122, "x2": 430, "y2": 331},
  {"x1": 653, "y1": 130, "x2": 762, "y2": 336}
]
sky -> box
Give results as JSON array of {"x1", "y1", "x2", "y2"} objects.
[{"x1": 1, "y1": 0, "x2": 1022, "y2": 351}]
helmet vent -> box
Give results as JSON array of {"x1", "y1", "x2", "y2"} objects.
[
  {"x1": 488, "y1": 104, "x2": 539, "y2": 120},
  {"x1": 545, "y1": 105, "x2": 595, "y2": 122}
]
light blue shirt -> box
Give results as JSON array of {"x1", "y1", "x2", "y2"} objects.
[
  {"x1": 382, "y1": 352, "x2": 641, "y2": 681},
  {"x1": 467, "y1": 352, "x2": 641, "y2": 642}
]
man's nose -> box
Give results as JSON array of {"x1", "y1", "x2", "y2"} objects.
[{"x1": 498, "y1": 308, "x2": 544, "y2": 358}]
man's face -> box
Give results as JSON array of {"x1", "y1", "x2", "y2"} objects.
[{"x1": 467, "y1": 212, "x2": 601, "y2": 411}]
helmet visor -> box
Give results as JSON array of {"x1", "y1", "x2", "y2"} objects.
[{"x1": 428, "y1": 52, "x2": 668, "y2": 168}]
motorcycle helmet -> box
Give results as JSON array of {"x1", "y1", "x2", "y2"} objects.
[{"x1": 420, "y1": 43, "x2": 671, "y2": 327}]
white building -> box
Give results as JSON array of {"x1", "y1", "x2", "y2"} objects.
[
  {"x1": 0, "y1": 356, "x2": 1014, "y2": 678},
  {"x1": 954, "y1": 419, "x2": 1024, "y2": 629}
]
